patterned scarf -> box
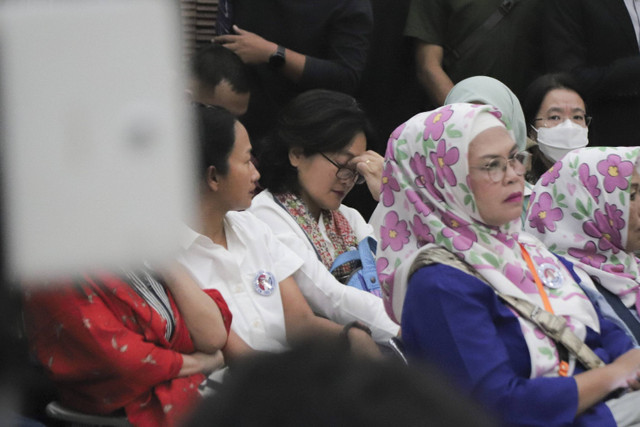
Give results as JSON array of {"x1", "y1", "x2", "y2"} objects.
[
  {"x1": 275, "y1": 191, "x2": 359, "y2": 280},
  {"x1": 371, "y1": 103, "x2": 599, "y2": 378},
  {"x1": 525, "y1": 146, "x2": 640, "y2": 316}
]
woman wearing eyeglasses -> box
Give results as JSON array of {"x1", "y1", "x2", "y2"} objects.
[
  {"x1": 375, "y1": 102, "x2": 640, "y2": 426},
  {"x1": 523, "y1": 73, "x2": 591, "y2": 183},
  {"x1": 249, "y1": 89, "x2": 400, "y2": 345}
]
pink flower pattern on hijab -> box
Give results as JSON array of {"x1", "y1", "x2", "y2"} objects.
[
  {"x1": 423, "y1": 105, "x2": 453, "y2": 141},
  {"x1": 525, "y1": 146, "x2": 640, "y2": 315},
  {"x1": 541, "y1": 162, "x2": 562, "y2": 186},
  {"x1": 376, "y1": 257, "x2": 391, "y2": 286},
  {"x1": 371, "y1": 104, "x2": 598, "y2": 378},
  {"x1": 583, "y1": 203, "x2": 624, "y2": 253},
  {"x1": 380, "y1": 162, "x2": 401, "y2": 207},
  {"x1": 410, "y1": 153, "x2": 444, "y2": 201},
  {"x1": 380, "y1": 211, "x2": 410, "y2": 251},
  {"x1": 441, "y1": 211, "x2": 477, "y2": 251},
  {"x1": 568, "y1": 241, "x2": 606, "y2": 268},
  {"x1": 528, "y1": 192, "x2": 563, "y2": 233},
  {"x1": 430, "y1": 139, "x2": 459, "y2": 187},
  {"x1": 579, "y1": 163, "x2": 601, "y2": 203},
  {"x1": 411, "y1": 215, "x2": 435, "y2": 246},
  {"x1": 598, "y1": 153, "x2": 633, "y2": 193}
]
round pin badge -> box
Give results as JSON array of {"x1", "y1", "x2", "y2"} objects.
[
  {"x1": 537, "y1": 263, "x2": 564, "y2": 289},
  {"x1": 253, "y1": 270, "x2": 277, "y2": 296}
]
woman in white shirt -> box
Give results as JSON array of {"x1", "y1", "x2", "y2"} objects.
[
  {"x1": 178, "y1": 104, "x2": 380, "y2": 357},
  {"x1": 249, "y1": 90, "x2": 399, "y2": 343}
]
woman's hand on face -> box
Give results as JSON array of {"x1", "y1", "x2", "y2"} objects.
[{"x1": 351, "y1": 151, "x2": 384, "y2": 201}]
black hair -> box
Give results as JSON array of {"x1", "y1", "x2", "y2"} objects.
[
  {"x1": 194, "y1": 103, "x2": 237, "y2": 177},
  {"x1": 191, "y1": 43, "x2": 250, "y2": 94},
  {"x1": 258, "y1": 89, "x2": 373, "y2": 194},
  {"x1": 522, "y1": 73, "x2": 586, "y2": 133},
  {"x1": 185, "y1": 339, "x2": 498, "y2": 427}
]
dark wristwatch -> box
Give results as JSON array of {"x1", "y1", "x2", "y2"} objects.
[{"x1": 268, "y1": 45, "x2": 286, "y2": 68}]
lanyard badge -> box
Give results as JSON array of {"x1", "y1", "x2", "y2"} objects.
[
  {"x1": 537, "y1": 263, "x2": 564, "y2": 289},
  {"x1": 254, "y1": 270, "x2": 277, "y2": 296}
]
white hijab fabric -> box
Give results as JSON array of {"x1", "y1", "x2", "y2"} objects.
[
  {"x1": 525, "y1": 146, "x2": 640, "y2": 316},
  {"x1": 373, "y1": 103, "x2": 599, "y2": 377}
]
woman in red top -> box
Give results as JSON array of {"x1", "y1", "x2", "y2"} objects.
[{"x1": 23, "y1": 265, "x2": 232, "y2": 427}]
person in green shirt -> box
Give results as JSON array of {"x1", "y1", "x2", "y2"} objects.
[{"x1": 405, "y1": 0, "x2": 543, "y2": 106}]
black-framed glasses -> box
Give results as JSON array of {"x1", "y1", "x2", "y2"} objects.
[
  {"x1": 320, "y1": 153, "x2": 365, "y2": 185},
  {"x1": 534, "y1": 114, "x2": 592, "y2": 128},
  {"x1": 470, "y1": 151, "x2": 532, "y2": 183}
]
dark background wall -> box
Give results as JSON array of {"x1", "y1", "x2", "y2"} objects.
[{"x1": 347, "y1": 0, "x2": 427, "y2": 220}]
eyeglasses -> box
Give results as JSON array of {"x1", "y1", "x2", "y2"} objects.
[
  {"x1": 534, "y1": 114, "x2": 592, "y2": 128},
  {"x1": 320, "y1": 153, "x2": 365, "y2": 185},
  {"x1": 470, "y1": 151, "x2": 532, "y2": 183}
]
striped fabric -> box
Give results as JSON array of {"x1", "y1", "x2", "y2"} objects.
[{"x1": 125, "y1": 269, "x2": 175, "y2": 341}]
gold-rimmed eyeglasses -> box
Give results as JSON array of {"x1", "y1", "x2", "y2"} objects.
[{"x1": 470, "y1": 151, "x2": 532, "y2": 183}]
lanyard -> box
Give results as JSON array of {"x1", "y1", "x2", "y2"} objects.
[
  {"x1": 518, "y1": 243, "x2": 569, "y2": 376},
  {"x1": 518, "y1": 243, "x2": 554, "y2": 313}
]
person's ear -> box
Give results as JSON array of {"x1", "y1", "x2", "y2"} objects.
[
  {"x1": 206, "y1": 165, "x2": 219, "y2": 191},
  {"x1": 288, "y1": 147, "x2": 304, "y2": 168}
]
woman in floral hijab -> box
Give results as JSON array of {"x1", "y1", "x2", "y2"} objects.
[
  {"x1": 525, "y1": 147, "x2": 640, "y2": 343},
  {"x1": 372, "y1": 103, "x2": 640, "y2": 426}
]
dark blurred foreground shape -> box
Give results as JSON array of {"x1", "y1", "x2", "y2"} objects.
[{"x1": 186, "y1": 339, "x2": 498, "y2": 427}]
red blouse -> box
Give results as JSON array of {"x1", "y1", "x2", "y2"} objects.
[{"x1": 23, "y1": 272, "x2": 231, "y2": 427}]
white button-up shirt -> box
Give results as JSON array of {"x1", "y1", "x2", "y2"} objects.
[
  {"x1": 249, "y1": 190, "x2": 400, "y2": 342},
  {"x1": 178, "y1": 211, "x2": 303, "y2": 352}
]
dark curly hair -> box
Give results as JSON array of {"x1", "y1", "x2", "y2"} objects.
[{"x1": 257, "y1": 89, "x2": 373, "y2": 195}]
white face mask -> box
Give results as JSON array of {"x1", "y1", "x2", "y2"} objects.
[{"x1": 534, "y1": 119, "x2": 589, "y2": 162}]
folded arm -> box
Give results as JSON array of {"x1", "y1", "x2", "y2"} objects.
[
  {"x1": 280, "y1": 275, "x2": 381, "y2": 358},
  {"x1": 162, "y1": 264, "x2": 230, "y2": 353}
]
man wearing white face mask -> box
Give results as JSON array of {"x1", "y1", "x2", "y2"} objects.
[{"x1": 523, "y1": 73, "x2": 590, "y2": 183}]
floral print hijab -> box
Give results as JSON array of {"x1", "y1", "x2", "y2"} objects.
[
  {"x1": 525, "y1": 146, "x2": 640, "y2": 316},
  {"x1": 372, "y1": 103, "x2": 599, "y2": 377}
]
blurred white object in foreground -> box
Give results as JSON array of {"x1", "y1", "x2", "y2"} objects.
[{"x1": 0, "y1": 0, "x2": 195, "y2": 280}]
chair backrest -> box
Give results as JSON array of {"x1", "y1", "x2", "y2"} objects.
[{"x1": 46, "y1": 401, "x2": 131, "y2": 427}]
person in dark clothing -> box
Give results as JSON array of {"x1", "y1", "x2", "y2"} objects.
[
  {"x1": 213, "y1": 0, "x2": 373, "y2": 142},
  {"x1": 186, "y1": 339, "x2": 498, "y2": 427},
  {"x1": 405, "y1": 0, "x2": 544, "y2": 106},
  {"x1": 543, "y1": 0, "x2": 640, "y2": 147}
]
